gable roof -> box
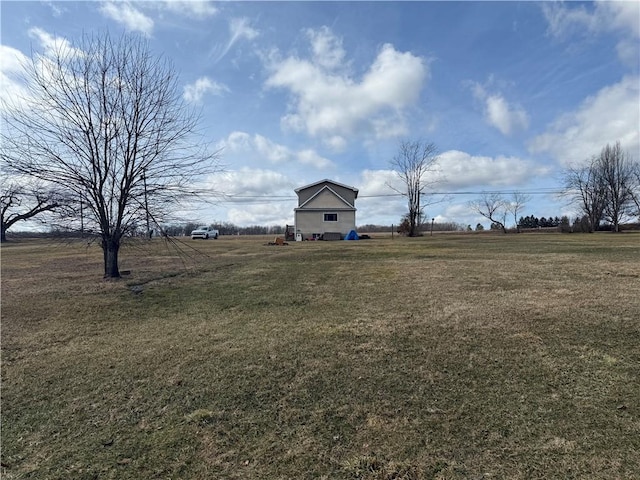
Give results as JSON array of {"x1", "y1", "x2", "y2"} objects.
[
  {"x1": 297, "y1": 185, "x2": 356, "y2": 209},
  {"x1": 294, "y1": 178, "x2": 359, "y2": 198}
]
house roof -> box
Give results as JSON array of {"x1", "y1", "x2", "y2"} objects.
[{"x1": 294, "y1": 178, "x2": 359, "y2": 198}]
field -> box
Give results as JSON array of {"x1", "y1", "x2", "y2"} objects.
[{"x1": 2, "y1": 233, "x2": 639, "y2": 479}]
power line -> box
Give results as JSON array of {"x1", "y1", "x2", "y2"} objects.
[{"x1": 213, "y1": 188, "x2": 564, "y2": 203}]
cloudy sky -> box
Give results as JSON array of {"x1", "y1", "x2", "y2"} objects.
[{"x1": 1, "y1": 1, "x2": 638, "y2": 228}]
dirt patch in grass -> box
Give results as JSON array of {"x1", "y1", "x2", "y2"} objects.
[{"x1": 2, "y1": 234, "x2": 639, "y2": 479}]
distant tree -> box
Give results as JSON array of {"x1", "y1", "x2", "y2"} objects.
[
  {"x1": 214, "y1": 222, "x2": 239, "y2": 236},
  {"x1": 396, "y1": 214, "x2": 411, "y2": 236},
  {"x1": 562, "y1": 142, "x2": 638, "y2": 233},
  {"x1": 598, "y1": 142, "x2": 636, "y2": 232},
  {"x1": 631, "y1": 162, "x2": 640, "y2": 219},
  {"x1": 562, "y1": 159, "x2": 606, "y2": 233},
  {"x1": 0, "y1": 180, "x2": 63, "y2": 242},
  {"x1": 518, "y1": 215, "x2": 530, "y2": 229},
  {"x1": 518, "y1": 215, "x2": 539, "y2": 229},
  {"x1": 475, "y1": 223, "x2": 485, "y2": 231},
  {"x1": 572, "y1": 215, "x2": 591, "y2": 233},
  {"x1": 389, "y1": 140, "x2": 440, "y2": 237},
  {"x1": 507, "y1": 192, "x2": 531, "y2": 232},
  {"x1": 469, "y1": 193, "x2": 507, "y2": 233},
  {"x1": 1, "y1": 32, "x2": 220, "y2": 277}
]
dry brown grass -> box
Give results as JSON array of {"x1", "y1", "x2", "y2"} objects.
[{"x1": 2, "y1": 233, "x2": 639, "y2": 479}]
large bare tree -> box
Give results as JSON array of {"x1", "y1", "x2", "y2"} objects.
[
  {"x1": 1, "y1": 32, "x2": 219, "y2": 277},
  {"x1": 389, "y1": 140, "x2": 439, "y2": 237}
]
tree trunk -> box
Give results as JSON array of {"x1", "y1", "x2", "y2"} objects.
[
  {"x1": 1, "y1": 227, "x2": 6, "y2": 243},
  {"x1": 102, "y1": 237, "x2": 121, "y2": 278}
]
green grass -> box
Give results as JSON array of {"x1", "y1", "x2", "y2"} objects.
[{"x1": 2, "y1": 233, "x2": 639, "y2": 479}]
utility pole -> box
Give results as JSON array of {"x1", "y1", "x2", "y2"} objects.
[
  {"x1": 143, "y1": 171, "x2": 150, "y2": 239},
  {"x1": 80, "y1": 194, "x2": 84, "y2": 238}
]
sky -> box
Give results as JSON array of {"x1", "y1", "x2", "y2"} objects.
[{"x1": 1, "y1": 1, "x2": 639, "y2": 229}]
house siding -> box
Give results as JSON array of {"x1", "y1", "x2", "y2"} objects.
[
  {"x1": 304, "y1": 189, "x2": 350, "y2": 209},
  {"x1": 294, "y1": 179, "x2": 358, "y2": 240},
  {"x1": 295, "y1": 210, "x2": 356, "y2": 239}
]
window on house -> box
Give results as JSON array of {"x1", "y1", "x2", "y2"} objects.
[{"x1": 324, "y1": 213, "x2": 338, "y2": 222}]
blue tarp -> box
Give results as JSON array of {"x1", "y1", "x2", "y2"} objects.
[{"x1": 344, "y1": 230, "x2": 359, "y2": 240}]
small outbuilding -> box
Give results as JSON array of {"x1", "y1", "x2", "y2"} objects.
[{"x1": 294, "y1": 179, "x2": 358, "y2": 240}]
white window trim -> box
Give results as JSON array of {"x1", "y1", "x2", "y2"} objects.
[{"x1": 323, "y1": 212, "x2": 338, "y2": 222}]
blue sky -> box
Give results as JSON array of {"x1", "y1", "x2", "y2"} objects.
[{"x1": 1, "y1": 1, "x2": 639, "y2": 228}]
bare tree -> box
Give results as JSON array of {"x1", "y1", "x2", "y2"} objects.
[
  {"x1": 389, "y1": 140, "x2": 439, "y2": 237},
  {"x1": 1, "y1": 32, "x2": 219, "y2": 277},
  {"x1": 562, "y1": 160, "x2": 606, "y2": 233},
  {"x1": 562, "y1": 142, "x2": 637, "y2": 232},
  {"x1": 0, "y1": 180, "x2": 62, "y2": 242},
  {"x1": 507, "y1": 192, "x2": 531, "y2": 233},
  {"x1": 469, "y1": 193, "x2": 508, "y2": 233},
  {"x1": 631, "y1": 162, "x2": 640, "y2": 220},
  {"x1": 598, "y1": 142, "x2": 636, "y2": 232}
]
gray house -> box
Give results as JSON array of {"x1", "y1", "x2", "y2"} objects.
[{"x1": 294, "y1": 179, "x2": 358, "y2": 240}]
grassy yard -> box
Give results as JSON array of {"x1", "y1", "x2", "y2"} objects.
[{"x1": 2, "y1": 233, "x2": 639, "y2": 479}]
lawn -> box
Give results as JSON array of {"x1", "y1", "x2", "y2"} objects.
[{"x1": 2, "y1": 233, "x2": 639, "y2": 479}]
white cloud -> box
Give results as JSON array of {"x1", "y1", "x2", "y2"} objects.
[
  {"x1": 43, "y1": 1, "x2": 64, "y2": 17},
  {"x1": 212, "y1": 17, "x2": 259, "y2": 62},
  {"x1": 359, "y1": 169, "x2": 403, "y2": 196},
  {"x1": 3, "y1": 30, "x2": 84, "y2": 111},
  {"x1": 616, "y1": 39, "x2": 640, "y2": 68},
  {"x1": 265, "y1": 27, "x2": 428, "y2": 149},
  {"x1": 542, "y1": 1, "x2": 639, "y2": 66},
  {"x1": 598, "y1": 1, "x2": 640, "y2": 38},
  {"x1": 485, "y1": 95, "x2": 529, "y2": 136},
  {"x1": 253, "y1": 134, "x2": 291, "y2": 163},
  {"x1": 202, "y1": 168, "x2": 296, "y2": 225},
  {"x1": 354, "y1": 169, "x2": 406, "y2": 225},
  {"x1": 210, "y1": 168, "x2": 293, "y2": 197},
  {"x1": 183, "y1": 77, "x2": 228, "y2": 104},
  {"x1": 529, "y1": 75, "x2": 640, "y2": 166},
  {"x1": 100, "y1": 0, "x2": 218, "y2": 31},
  {"x1": 230, "y1": 17, "x2": 259, "y2": 42},
  {"x1": 0, "y1": 45, "x2": 31, "y2": 111},
  {"x1": 306, "y1": 26, "x2": 346, "y2": 71},
  {"x1": 159, "y1": 0, "x2": 218, "y2": 18},
  {"x1": 543, "y1": 0, "x2": 640, "y2": 39},
  {"x1": 471, "y1": 82, "x2": 529, "y2": 136},
  {"x1": 542, "y1": 2, "x2": 599, "y2": 39},
  {"x1": 0, "y1": 44, "x2": 28, "y2": 75},
  {"x1": 297, "y1": 149, "x2": 334, "y2": 169},
  {"x1": 99, "y1": 2, "x2": 154, "y2": 37},
  {"x1": 27, "y1": 27, "x2": 79, "y2": 57},
  {"x1": 436, "y1": 150, "x2": 548, "y2": 189},
  {"x1": 227, "y1": 203, "x2": 293, "y2": 227},
  {"x1": 218, "y1": 131, "x2": 334, "y2": 169}
]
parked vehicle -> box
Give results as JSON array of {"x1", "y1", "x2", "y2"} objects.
[{"x1": 191, "y1": 226, "x2": 219, "y2": 239}]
